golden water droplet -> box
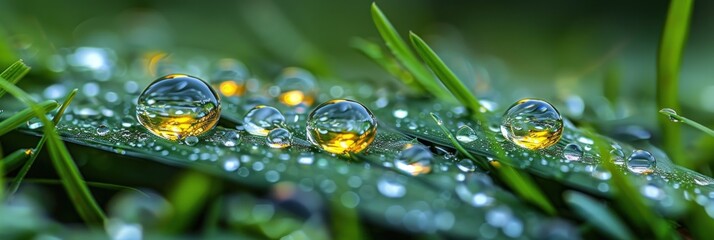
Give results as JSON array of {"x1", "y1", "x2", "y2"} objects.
[
  {"x1": 500, "y1": 98, "x2": 563, "y2": 149},
  {"x1": 306, "y1": 99, "x2": 377, "y2": 154},
  {"x1": 136, "y1": 74, "x2": 221, "y2": 140},
  {"x1": 276, "y1": 67, "x2": 316, "y2": 106}
]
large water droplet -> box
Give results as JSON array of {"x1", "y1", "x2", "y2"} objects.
[
  {"x1": 136, "y1": 74, "x2": 221, "y2": 140},
  {"x1": 563, "y1": 143, "x2": 583, "y2": 161},
  {"x1": 500, "y1": 98, "x2": 563, "y2": 149},
  {"x1": 276, "y1": 67, "x2": 316, "y2": 107},
  {"x1": 306, "y1": 99, "x2": 377, "y2": 154},
  {"x1": 393, "y1": 145, "x2": 433, "y2": 176},
  {"x1": 243, "y1": 105, "x2": 285, "y2": 136},
  {"x1": 627, "y1": 150, "x2": 656, "y2": 174},
  {"x1": 266, "y1": 128, "x2": 292, "y2": 149},
  {"x1": 456, "y1": 125, "x2": 478, "y2": 143}
]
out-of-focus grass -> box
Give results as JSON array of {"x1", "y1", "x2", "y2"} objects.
[
  {"x1": 8, "y1": 89, "x2": 78, "y2": 197},
  {"x1": 656, "y1": 0, "x2": 694, "y2": 168},
  {"x1": 0, "y1": 61, "x2": 106, "y2": 225}
]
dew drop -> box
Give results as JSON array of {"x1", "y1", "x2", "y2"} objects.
[
  {"x1": 223, "y1": 157, "x2": 240, "y2": 171},
  {"x1": 627, "y1": 150, "x2": 656, "y2": 174},
  {"x1": 500, "y1": 98, "x2": 563, "y2": 149},
  {"x1": 266, "y1": 128, "x2": 292, "y2": 149},
  {"x1": 377, "y1": 177, "x2": 406, "y2": 198},
  {"x1": 184, "y1": 136, "x2": 199, "y2": 146},
  {"x1": 393, "y1": 145, "x2": 433, "y2": 176},
  {"x1": 393, "y1": 109, "x2": 408, "y2": 119},
  {"x1": 456, "y1": 125, "x2": 478, "y2": 143},
  {"x1": 243, "y1": 105, "x2": 285, "y2": 136},
  {"x1": 456, "y1": 159, "x2": 476, "y2": 172},
  {"x1": 221, "y1": 130, "x2": 241, "y2": 147},
  {"x1": 27, "y1": 118, "x2": 43, "y2": 129},
  {"x1": 660, "y1": 108, "x2": 680, "y2": 123},
  {"x1": 306, "y1": 99, "x2": 377, "y2": 154},
  {"x1": 610, "y1": 148, "x2": 625, "y2": 165},
  {"x1": 136, "y1": 74, "x2": 221, "y2": 140},
  {"x1": 96, "y1": 125, "x2": 110, "y2": 136},
  {"x1": 563, "y1": 143, "x2": 583, "y2": 161},
  {"x1": 276, "y1": 67, "x2": 316, "y2": 107},
  {"x1": 211, "y1": 59, "x2": 248, "y2": 97}
]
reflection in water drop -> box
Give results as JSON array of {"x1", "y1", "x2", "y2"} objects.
[
  {"x1": 627, "y1": 150, "x2": 656, "y2": 174},
  {"x1": 97, "y1": 125, "x2": 110, "y2": 136},
  {"x1": 456, "y1": 159, "x2": 476, "y2": 172},
  {"x1": 266, "y1": 128, "x2": 292, "y2": 149},
  {"x1": 306, "y1": 99, "x2": 377, "y2": 154},
  {"x1": 184, "y1": 136, "x2": 199, "y2": 146},
  {"x1": 456, "y1": 125, "x2": 478, "y2": 143},
  {"x1": 393, "y1": 145, "x2": 433, "y2": 176},
  {"x1": 243, "y1": 105, "x2": 285, "y2": 136},
  {"x1": 500, "y1": 98, "x2": 563, "y2": 149},
  {"x1": 563, "y1": 143, "x2": 583, "y2": 161}
]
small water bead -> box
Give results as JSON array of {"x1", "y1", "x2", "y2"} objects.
[
  {"x1": 184, "y1": 136, "x2": 199, "y2": 146},
  {"x1": 266, "y1": 128, "x2": 292, "y2": 149},
  {"x1": 610, "y1": 148, "x2": 625, "y2": 165},
  {"x1": 221, "y1": 130, "x2": 241, "y2": 147},
  {"x1": 276, "y1": 67, "x2": 317, "y2": 107},
  {"x1": 393, "y1": 144, "x2": 433, "y2": 176},
  {"x1": 659, "y1": 108, "x2": 680, "y2": 122},
  {"x1": 136, "y1": 74, "x2": 221, "y2": 140},
  {"x1": 27, "y1": 118, "x2": 43, "y2": 129},
  {"x1": 243, "y1": 106, "x2": 285, "y2": 136},
  {"x1": 96, "y1": 125, "x2": 110, "y2": 136},
  {"x1": 456, "y1": 125, "x2": 478, "y2": 143},
  {"x1": 393, "y1": 109, "x2": 408, "y2": 119},
  {"x1": 377, "y1": 177, "x2": 406, "y2": 198},
  {"x1": 627, "y1": 150, "x2": 656, "y2": 174},
  {"x1": 563, "y1": 143, "x2": 583, "y2": 161},
  {"x1": 306, "y1": 99, "x2": 377, "y2": 154},
  {"x1": 500, "y1": 98, "x2": 563, "y2": 150},
  {"x1": 456, "y1": 159, "x2": 476, "y2": 172}
]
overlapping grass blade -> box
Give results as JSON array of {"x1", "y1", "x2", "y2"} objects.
[
  {"x1": 587, "y1": 131, "x2": 675, "y2": 239},
  {"x1": 656, "y1": 0, "x2": 694, "y2": 167},
  {"x1": 0, "y1": 100, "x2": 59, "y2": 136},
  {"x1": 0, "y1": 61, "x2": 105, "y2": 225},
  {"x1": 564, "y1": 191, "x2": 635, "y2": 240},
  {"x1": 411, "y1": 32, "x2": 483, "y2": 116},
  {"x1": 370, "y1": 3, "x2": 452, "y2": 100},
  {"x1": 8, "y1": 89, "x2": 78, "y2": 196}
]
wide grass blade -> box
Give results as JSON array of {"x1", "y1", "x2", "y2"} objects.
[
  {"x1": 370, "y1": 3, "x2": 452, "y2": 100},
  {"x1": 656, "y1": 0, "x2": 694, "y2": 167},
  {"x1": 8, "y1": 89, "x2": 78, "y2": 196},
  {"x1": 411, "y1": 33, "x2": 483, "y2": 116},
  {"x1": 430, "y1": 113, "x2": 555, "y2": 215},
  {"x1": 587, "y1": 131, "x2": 675, "y2": 239},
  {"x1": 0, "y1": 61, "x2": 106, "y2": 225},
  {"x1": 0, "y1": 100, "x2": 59, "y2": 136},
  {"x1": 564, "y1": 191, "x2": 635, "y2": 240}
]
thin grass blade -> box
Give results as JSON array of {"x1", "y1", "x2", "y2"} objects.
[
  {"x1": 0, "y1": 100, "x2": 59, "y2": 136},
  {"x1": 370, "y1": 3, "x2": 452, "y2": 100},
  {"x1": 1, "y1": 148, "x2": 33, "y2": 174},
  {"x1": 659, "y1": 108, "x2": 714, "y2": 137},
  {"x1": 0, "y1": 60, "x2": 106, "y2": 225}
]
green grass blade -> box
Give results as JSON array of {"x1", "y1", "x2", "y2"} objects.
[
  {"x1": 430, "y1": 112, "x2": 555, "y2": 215},
  {"x1": 351, "y1": 37, "x2": 424, "y2": 95},
  {"x1": 0, "y1": 60, "x2": 106, "y2": 225},
  {"x1": 161, "y1": 171, "x2": 214, "y2": 232},
  {"x1": 8, "y1": 89, "x2": 78, "y2": 197},
  {"x1": 587, "y1": 131, "x2": 676, "y2": 239},
  {"x1": 0, "y1": 60, "x2": 30, "y2": 98},
  {"x1": 370, "y1": 3, "x2": 452, "y2": 100},
  {"x1": 0, "y1": 100, "x2": 59, "y2": 136},
  {"x1": 2, "y1": 148, "x2": 33, "y2": 174},
  {"x1": 659, "y1": 108, "x2": 714, "y2": 137},
  {"x1": 16, "y1": 178, "x2": 148, "y2": 197},
  {"x1": 410, "y1": 32, "x2": 484, "y2": 117},
  {"x1": 564, "y1": 191, "x2": 635, "y2": 240},
  {"x1": 656, "y1": 0, "x2": 694, "y2": 167}
]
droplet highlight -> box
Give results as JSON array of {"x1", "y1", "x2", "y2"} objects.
[
  {"x1": 500, "y1": 98, "x2": 563, "y2": 149},
  {"x1": 306, "y1": 99, "x2": 377, "y2": 154}
]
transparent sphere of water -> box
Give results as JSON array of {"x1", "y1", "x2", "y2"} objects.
[
  {"x1": 306, "y1": 99, "x2": 377, "y2": 154},
  {"x1": 266, "y1": 128, "x2": 293, "y2": 149},
  {"x1": 211, "y1": 59, "x2": 249, "y2": 97},
  {"x1": 243, "y1": 105, "x2": 285, "y2": 136},
  {"x1": 563, "y1": 143, "x2": 583, "y2": 161},
  {"x1": 136, "y1": 74, "x2": 221, "y2": 140},
  {"x1": 393, "y1": 144, "x2": 433, "y2": 176},
  {"x1": 627, "y1": 150, "x2": 656, "y2": 174},
  {"x1": 276, "y1": 67, "x2": 317, "y2": 107},
  {"x1": 500, "y1": 98, "x2": 563, "y2": 150}
]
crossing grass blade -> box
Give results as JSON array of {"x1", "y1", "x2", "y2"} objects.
[
  {"x1": 0, "y1": 60, "x2": 106, "y2": 225},
  {"x1": 656, "y1": 0, "x2": 694, "y2": 167},
  {"x1": 411, "y1": 32, "x2": 483, "y2": 117},
  {"x1": 370, "y1": 3, "x2": 452, "y2": 100},
  {"x1": 0, "y1": 100, "x2": 59, "y2": 136},
  {"x1": 8, "y1": 89, "x2": 78, "y2": 196}
]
